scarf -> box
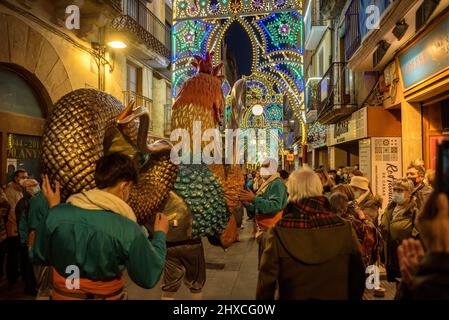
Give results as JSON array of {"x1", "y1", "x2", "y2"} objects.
[
  {"x1": 256, "y1": 173, "x2": 281, "y2": 196},
  {"x1": 278, "y1": 196, "x2": 345, "y2": 229},
  {"x1": 67, "y1": 189, "x2": 137, "y2": 222}
]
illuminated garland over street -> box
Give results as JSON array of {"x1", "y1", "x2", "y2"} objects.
[{"x1": 172, "y1": 0, "x2": 306, "y2": 146}]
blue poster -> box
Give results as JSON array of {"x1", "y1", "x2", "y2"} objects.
[
  {"x1": 358, "y1": 0, "x2": 391, "y2": 39},
  {"x1": 399, "y1": 16, "x2": 449, "y2": 89}
]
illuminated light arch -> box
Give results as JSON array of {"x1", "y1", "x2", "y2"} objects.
[{"x1": 173, "y1": 0, "x2": 306, "y2": 145}]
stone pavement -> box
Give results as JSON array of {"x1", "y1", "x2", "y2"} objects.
[
  {"x1": 0, "y1": 219, "x2": 396, "y2": 300},
  {"x1": 126, "y1": 220, "x2": 259, "y2": 300}
]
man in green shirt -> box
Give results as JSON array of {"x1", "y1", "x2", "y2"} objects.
[
  {"x1": 240, "y1": 158, "x2": 288, "y2": 265},
  {"x1": 30, "y1": 153, "x2": 169, "y2": 300}
]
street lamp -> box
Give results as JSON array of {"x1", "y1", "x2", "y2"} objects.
[
  {"x1": 107, "y1": 41, "x2": 127, "y2": 49},
  {"x1": 91, "y1": 40, "x2": 126, "y2": 90},
  {"x1": 252, "y1": 104, "x2": 263, "y2": 116}
]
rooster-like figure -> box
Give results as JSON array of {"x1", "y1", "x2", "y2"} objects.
[{"x1": 41, "y1": 52, "x2": 243, "y2": 247}]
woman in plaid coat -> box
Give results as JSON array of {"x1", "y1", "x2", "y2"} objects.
[{"x1": 256, "y1": 168, "x2": 365, "y2": 300}]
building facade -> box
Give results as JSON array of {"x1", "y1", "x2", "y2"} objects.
[
  {"x1": 304, "y1": 0, "x2": 449, "y2": 207},
  {"x1": 0, "y1": 0, "x2": 173, "y2": 185}
]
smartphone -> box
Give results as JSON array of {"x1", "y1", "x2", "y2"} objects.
[{"x1": 436, "y1": 140, "x2": 449, "y2": 194}]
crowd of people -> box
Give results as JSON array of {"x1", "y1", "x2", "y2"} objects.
[
  {"x1": 0, "y1": 155, "x2": 448, "y2": 300},
  {"x1": 244, "y1": 160, "x2": 446, "y2": 299}
]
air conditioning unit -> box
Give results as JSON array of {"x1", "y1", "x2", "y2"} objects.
[{"x1": 373, "y1": 40, "x2": 391, "y2": 68}]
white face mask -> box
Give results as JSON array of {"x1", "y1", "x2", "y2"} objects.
[
  {"x1": 393, "y1": 192, "x2": 406, "y2": 205},
  {"x1": 30, "y1": 185, "x2": 40, "y2": 196}
]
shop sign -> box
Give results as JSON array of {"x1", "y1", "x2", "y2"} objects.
[
  {"x1": 359, "y1": 138, "x2": 371, "y2": 179},
  {"x1": 399, "y1": 15, "x2": 449, "y2": 89},
  {"x1": 6, "y1": 134, "x2": 42, "y2": 181},
  {"x1": 327, "y1": 107, "x2": 367, "y2": 146},
  {"x1": 370, "y1": 137, "x2": 402, "y2": 212},
  {"x1": 287, "y1": 154, "x2": 294, "y2": 161}
]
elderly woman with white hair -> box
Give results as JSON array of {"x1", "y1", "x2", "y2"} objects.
[
  {"x1": 256, "y1": 168, "x2": 365, "y2": 300},
  {"x1": 380, "y1": 178, "x2": 419, "y2": 283}
]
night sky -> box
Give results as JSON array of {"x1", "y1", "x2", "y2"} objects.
[{"x1": 224, "y1": 21, "x2": 252, "y2": 78}]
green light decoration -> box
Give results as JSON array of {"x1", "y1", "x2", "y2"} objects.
[
  {"x1": 172, "y1": 19, "x2": 216, "y2": 63},
  {"x1": 174, "y1": 0, "x2": 300, "y2": 21}
]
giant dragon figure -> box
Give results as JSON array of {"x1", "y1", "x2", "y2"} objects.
[{"x1": 41, "y1": 52, "x2": 243, "y2": 246}]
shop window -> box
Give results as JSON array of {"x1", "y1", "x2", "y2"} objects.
[{"x1": 0, "y1": 68, "x2": 44, "y2": 118}]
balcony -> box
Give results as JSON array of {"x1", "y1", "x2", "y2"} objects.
[
  {"x1": 304, "y1": 0, "x2": 327, "y2": 51},
  {"x1": 317, "y1": 62, "x2": 358, "y2": 125},
  {"x1": 344, "y1": 0, "x2": 361, "y2": 61},
  {"x1": 305, "y1": 77, "x2": 321, "y2": 123},
  {"x1": 111, "y1": 0, "x2": 171, "y2": 66},
  {"x1": 319, "y1": 0, "x2": 346, "y2": 19},
  {"x1": 123, "y1": 91, "x2": 153, "y2": 132}
]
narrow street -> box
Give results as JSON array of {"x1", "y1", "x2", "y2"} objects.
[{"x1": 1, "y1": 219, "x2": 395, "y2": 300}]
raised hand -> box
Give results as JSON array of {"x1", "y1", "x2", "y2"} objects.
[
  {"x1": 154, "y1": 213, "x2": 169, "y2": 234},
  {"x1": 42, "y1": 175, "x2": 61, "y2": 208},
  {"x1": 239, "y1": 189, "x2": 256, "y2": 203},
  {"x1": 398, "y1": 238, "x2": 425, "y2": 285}
]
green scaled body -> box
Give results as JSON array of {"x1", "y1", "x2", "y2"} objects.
[{"x1": 174, "y1": 164, "x2": 229, "y2": 238}]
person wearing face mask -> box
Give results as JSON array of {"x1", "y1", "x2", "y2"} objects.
[
  {"x1": 349, "y1": 176, "x2": 383, "y2": 226},
  {"x1": 4, "y1": 169, "x2": 28, "y2": 285},
  {"x1": 239, "y1": 158, "x2": 288, "y2": 265},
  {"x1": 406, "y1": 161, "x2": 432, "y2": 212},
  {"x1": 380, "y1": 178, "x2": 419, "y2": 283},
  {"x1": 15, "y1": 179, "x2": 41, "y2": 295},
  {"x1": 30, "y1": 153, "x2": 169, "y2": 300}
]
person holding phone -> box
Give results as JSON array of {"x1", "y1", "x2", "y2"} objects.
[{"x1": 30, "y1": 153, "x2": 169, "y2": 300}]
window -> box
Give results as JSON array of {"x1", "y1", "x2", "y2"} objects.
[
  {"x1": 126, "y1": 61, "x2": 142, "y2": 94},
  {"x1": 0, "y1": 68, "x2": 43, "y2": 118},
  {"x1": 317, "y1": 47, "x2": 324, "y2": 76}
]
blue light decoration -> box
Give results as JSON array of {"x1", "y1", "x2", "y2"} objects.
[
  {"x1": 254, "y1": 11, "x2": 303, "y2": 55},
  {"x1": 273, "y1": 62, "x2": 304, "y2": 93},
  {"x1": 222, "y1": 80, "x2": 232, "y2": 96}
]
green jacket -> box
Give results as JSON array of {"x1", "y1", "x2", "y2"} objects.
[
  {"x1": 28, "y1": 191, "x2": 49, "y2": 232},
  {"x1": 30, "y1": 203, "x2": 166, "y2": 289},
  {"x1": 380, "y1": 199, "x2": 419, "y2": 242},
  {"x1": 247, "y1": 178, "x2": 288, "y2": 216}
]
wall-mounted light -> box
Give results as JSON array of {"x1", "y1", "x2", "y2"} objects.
[
  {"x1": 107, "y1": 41, "x2": 127, "y2": 49},
  {"x1": 91, "y1": 40, "x2": 126, "y2": 90}
]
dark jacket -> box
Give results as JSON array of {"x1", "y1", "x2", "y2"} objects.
[
  {"x1": 396, "y1": 253, "x2": 449, "y2": 300},
  {"x1": 411, "y1": 183, "x2": 432, "y2": 212},
  {"x1": 358, "y1": 193, "x2": 383, "y2": 226},
  {"x1": 380, "y1": 199, "x2": 419, "y2": 282},
  {"x1": 256, "y1": 197, "x2": 365, "y2": 300}
]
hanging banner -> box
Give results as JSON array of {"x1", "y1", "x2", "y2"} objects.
[{"x1": 370, "y1": 137, "x2": 402, "y2": 212}]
